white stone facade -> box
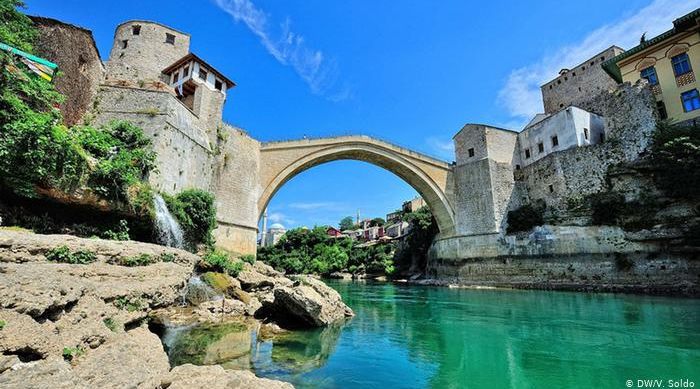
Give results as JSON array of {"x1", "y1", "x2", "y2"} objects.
[{"x1": 517, "y1": 106, "x2": 606, "y2": 168}]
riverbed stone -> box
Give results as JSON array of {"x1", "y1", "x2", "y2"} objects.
[
  {"x1": 272, "y1": 276, "x2": 354, "y2": 327},
  {"x1": 160, "y1": 363, "x2": 294, "y2": 389}
]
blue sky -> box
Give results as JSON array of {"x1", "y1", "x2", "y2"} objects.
[{"x1": 24, "y1": 0, "x2": 700, "y2": 229}]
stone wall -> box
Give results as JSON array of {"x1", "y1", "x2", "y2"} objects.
[
  {"x1": 92, "y1": 85, "x2": 215, "y2": 194},
  {"x1": 211, "y1": 125, "x2": 262, "y2": 256},
  {"x1": 30, "y1": 17, "x2": 105, "y2": 126},
  {"x1": 540, "y1": 46, "x2": 624, "y2": 114},
  {"x1": 517, "y1": 81, "x2": 658, "y2": 213}
]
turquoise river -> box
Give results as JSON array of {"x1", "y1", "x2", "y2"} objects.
[{"x1": 164, "y1": 281, "x2": 700, "y2": 388}]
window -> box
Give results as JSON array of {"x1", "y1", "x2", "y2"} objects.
[
  {"x1": 583, "y1": 128, "x2": 589, "y2": 140},
  {"x1": 640, "y1": 66, "x2": 658, "y2": 85},
  {"x1": 548, "y1": 185, "x2": 554, "y2": 193},
  {"x1": 165, "y1": 33, "x2": 176, "y2": 44},
  {"x1": 672, "y1": 53, "x2": 691, "y2": 77},
  {"x1": 215, "y1": 79, "x2": 223, "y2": 91},
  {"x1": 524, "y1": 149, "x2": 531, "y2": 159},
  {"x1": 559, "y1": 103, "x2": 564, "y2": 108},
  {"x1": 183, "y1": 66, "x2": 189, "y2": 77},
  {"x1": 681, "y1": 89, "x2": 700, "y2": 112},
  {"x1": 132, "y1": 25, "x2": 141, "y2": 35},
  {"x1": 599, "y1": 133, "x2": 605, "y2": 143},
  {"x1": 198, "y1": 68, "x2": 208, "y2": 81},
  {"x1": 572, "y1": 72, "x2": 576, "y2": 76},
  {"x1": 582, "y1": 66, "x2": 586, "y2": 71},
  {"x1": 549, "y1": 85, "x2": 552, "y2": 90},
  {"x1": 172, "y1": 72, "x2": 179, "y2": 84},
  {"x1": 468, "y1": 148, "x2": 475, "y2": 157},
  {"x1": 656, "y1": 100, "x2": 668, "y2": 120},
  {"x1": 551, "y1": 135, "x2": 559, "y2": 147},
  {"x1": 121, "y1": 39, "x2": 128, "y2": 49},
  {"x1": 537, "y1": 142, "x2": 544, "y2": 154},
  {"x1": 515, "y1": 164, "x2": 521, "y2": 170}
]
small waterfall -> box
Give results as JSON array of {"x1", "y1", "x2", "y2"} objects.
[
  {"x1": 180, "y1": 275, "x2": 221, "y2": 306},
  {"x1": 153, "y1": 194, "x2": 184, "y2": 248}
]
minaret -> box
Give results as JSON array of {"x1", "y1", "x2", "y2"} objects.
[
  {"x1": 260, "y1": 209, "x2": 268, "y2": 246},
  {"x1": 356, "y1": 209, "x2": 360, "y2": 225}
]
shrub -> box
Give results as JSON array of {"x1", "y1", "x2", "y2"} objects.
[
  {"x1": 0, "y1": 320, "x2": 5, "y2": 330},
  {"x1": 80, "y1": 121, "x2": 157, "y2": 202},
  {"x1": 45, "y1": 246, "x2": 97, "y2": 264},
  {"x1": 113, "y1": 296, "x2": 144, "y2": 312},
  {"x1": 164, "y1": 189, "x2": 217, "y2": 248},
  {"x1": 506, "y1": 201, "x2": 545, "y2": 234},
  {"x1": 103, "y1": 317, "x2": 119, "y2": 332},
  {"x1": 591, "y1": 192, "x2": 627, "y2": 225},
  {"x1": 102, "y1": 219, "x2": 130, "y2": 241},
  {"x1": 202, "y1": 250, "x2": 244, "y2": 277},
  {"x1": 240, "y1": 254, "x2": 255, "y2": 265},
  {"x1": 62, "y1": 346, "x2": 85, "y2": 362},
  {"x1": 651, "y1": 121, "x2": 700, "y2": 199},
  {"x1": 114, "y1": 253, "x2": 156, "y2": 267},
  {"x1": 159, "y1": 252, "x2": 176, "y2": 262}
]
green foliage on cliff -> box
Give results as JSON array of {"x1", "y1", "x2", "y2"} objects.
[
  {"x1": 590, "y1": 192, "x2": 627, "y2": 226},
  {"x1": 0, "y1": 2, "x2": 156, "y2": 215},
  {"x1": 393, "y1": 206, "x2": 438, "y2": 274},
  {"x1": 651, "y1": 121, "x2": 700, "y2": 200},
  {"x1": 163, "y1": 189, "x2": 217, "y2": 248},
  {"x1": 0, "y1": 1, "x2": 37, "y2": 52},
  {"x1": 506, "y1": 201, "x2": 545, "y2": 234}
]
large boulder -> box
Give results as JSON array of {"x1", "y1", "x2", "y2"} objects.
[
  {"x1": 73, "y1": 326, "x2": 170, "y2": 388},
  {"x1": 160, "y1": 364, "x2": 294, "y2": 389},
  {"x1": 272, "y1": 276, "x2": 354, "y2": 327}
]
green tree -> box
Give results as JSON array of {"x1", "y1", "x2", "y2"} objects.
[
  {"x1": 370, "y1": 217, "x2": 385, "y2": 227},
  {"x1": 339, "y1": 216, "x2": 355, "y2": 231},
  {"x1": 651, "y1": 121, "x2": 700, "y2": 199}
]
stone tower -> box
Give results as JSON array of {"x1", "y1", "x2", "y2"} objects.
[{"x1": 105, "y1": 20, "x2": 190, "y2": 83}]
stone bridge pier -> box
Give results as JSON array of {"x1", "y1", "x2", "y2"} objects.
[{"x1": 212, "y1": 134, "x2": 513, "y2": 256}]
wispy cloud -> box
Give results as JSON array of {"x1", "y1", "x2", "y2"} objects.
[
  {"x1": 426, "y1": 136, "x2": 455, "y2": 160},
  {"x1": 214, "y1": 0, "x2": 350, "y2": 100},
  {"x1": 288, "y1": 201, "x2": 342, "y2": 210},
  {"x1": 497, "y1": 0, "x2": 700, "y2": 128},
  {"x1": 267, "y1": 211, "x2": 295, "y2": 226}
]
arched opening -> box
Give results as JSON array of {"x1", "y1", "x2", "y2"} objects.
[{"x1": 257, "y1": 141, "x2": 455, "y2": 236}]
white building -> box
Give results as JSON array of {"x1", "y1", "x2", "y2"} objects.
[
  {"x1": 516, "y1": 106, "x2": 605, "y2": 168},
  {"x1": 264, "y1": 223, "x2": 286, "y2": 247}
]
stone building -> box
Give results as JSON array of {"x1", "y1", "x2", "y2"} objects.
[
  {"x1": 517, "y1": 106, "x2": 605, "y2": 168},
  {"x1": 30, "y1": 17, "x2": 105, "y2": 126},
  {"x1": 402, "y1": 197, "x2": 426, "y2": 213},
  {"x1": 602, "y1": 8, "x2": 700, "y2": 124},
  {"x1": 105, "y1": 21, "x2": 190, "y2": 84},
  {"x1": 264, "y1": 223, "x2": 286, "y2": 247},
  {"x1": 540, "y1": 46, "x2": 625, "y2": 113}
]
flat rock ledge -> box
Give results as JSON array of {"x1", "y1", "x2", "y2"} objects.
[{"x1": 0, "y1": 231, "x2": 294, "y2": 388}]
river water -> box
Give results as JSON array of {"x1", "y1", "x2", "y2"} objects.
[{"x1": 165, "y1": 281, "x2": 700, "y2": 388}]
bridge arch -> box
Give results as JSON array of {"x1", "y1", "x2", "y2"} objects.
[{"x1": 258, "y1": 137, "x2": 455, "y2": 235}]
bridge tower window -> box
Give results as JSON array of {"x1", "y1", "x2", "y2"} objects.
[
  {"x1": 551, "y1": 135, "x2": 559, "y2": 147},
  {"x1": 537, "y1": 142, "x2": 544, "y2": 154},
  {"x1": 468, "y1": 148, "x2": 475, "y2": 158},
  {"x1": 524, "y1": 149, "x2": 531, "y2": 159}
]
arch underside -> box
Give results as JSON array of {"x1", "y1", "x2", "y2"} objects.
[{"x1": 258, "y1": 143, "x2": 455, "y2": 235}]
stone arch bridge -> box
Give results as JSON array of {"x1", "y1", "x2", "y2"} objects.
[
  {"x1": 212, "y1": 134, "x2": 511, "y2": 255},
  {"x1": 258, "y1": 136, "x2": 456, "y2": 236}
]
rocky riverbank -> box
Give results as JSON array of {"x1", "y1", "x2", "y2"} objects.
[{"x1": 0, "y1": 230, "x2": 353, "y2": 388}]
